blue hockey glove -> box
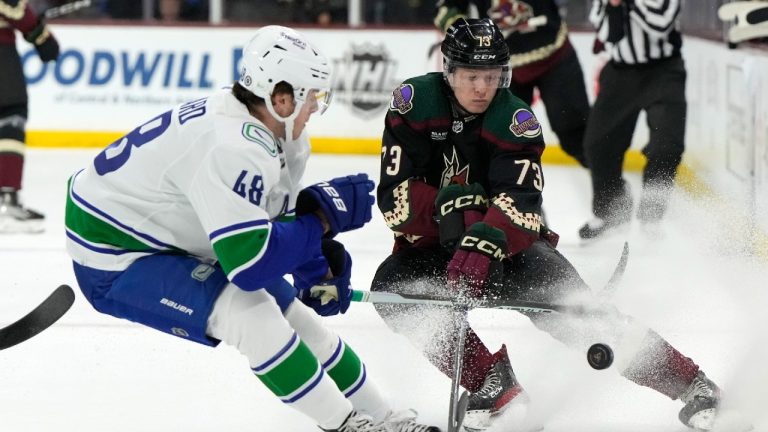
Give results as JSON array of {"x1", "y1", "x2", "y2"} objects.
[
  {"x1": 293, "y1": 239, "x2": 353, "y2": 316},
  {"x1": 296, "y1": 174, "x2": 375, "y2": 237}
]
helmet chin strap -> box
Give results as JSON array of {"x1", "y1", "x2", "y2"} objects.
[{"x1": 265, "y1": 98, "x2": 306, "y2": 145}]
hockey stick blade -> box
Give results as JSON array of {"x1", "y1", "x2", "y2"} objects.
[
  {"x1": 351, "y1": 290, "x2": 598, "y2": 315},
  {"x1": 0, "y1": 285, "x2": 75, "y2": 350},
  {"x1": 449, "y1": 391, "x2": 469, "y2": 432}
]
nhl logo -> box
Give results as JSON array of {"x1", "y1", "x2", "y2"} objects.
[
  {"x1": 333, "y1": 43, "x2": 400, "y2": 119},
  {"x1": 452, "y1": 120, "x2": 464, "y2": 133}
]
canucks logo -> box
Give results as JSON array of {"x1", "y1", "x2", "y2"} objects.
[
  {"x1": 509, "y1": 109, "x2": 542, "y2": 138},
  {"x1": 390, "y1": 84, "x2": 414, "y2": 114},
  {"x1": 242, "y1": 123, "x2": 278, "y2": 157},
  {"x1": 333, "y1": 43, "x2": 400, "y2": 118}
]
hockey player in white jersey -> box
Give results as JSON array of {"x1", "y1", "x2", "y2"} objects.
[{"x1": 65, "y1": 26, "x2": 439, "y2": 432}]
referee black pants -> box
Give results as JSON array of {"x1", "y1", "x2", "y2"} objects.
[{"x1": 584, "y1": 56, "x2": 687, "y2": 223}]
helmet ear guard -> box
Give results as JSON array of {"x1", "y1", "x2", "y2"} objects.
[{"x1": 440, "y1": 18, "x2": 512, "y2": 88}]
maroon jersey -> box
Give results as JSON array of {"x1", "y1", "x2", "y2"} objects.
[
  {"x1": 378, "y1": 72, "x2": 546, "y2": 256},
  {"x1": 0, "y1": 1, "x2": 44, "y2": 46}
]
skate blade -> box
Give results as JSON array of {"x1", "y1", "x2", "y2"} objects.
[
  {"x1": 462, "y1": 410, "x2": 491, "y2": 431},
  {"x1": 464, "y1": 396, "x2": 540, "y2": 432},
  {"x1": 0, "y1": 218, "x2": 45, "y2": 234},
  {"x1": 688, "y1": 408, "x2": 716, "y2": 431}
]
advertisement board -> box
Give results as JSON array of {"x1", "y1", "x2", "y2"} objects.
[
  {"x1": 19, "y1": 24, "x2": 444, "y2": 150},
  {"x1": 20, "y1": 25, "x2": 610, "y2": 153}
]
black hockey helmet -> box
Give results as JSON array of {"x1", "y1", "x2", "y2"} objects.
[{"x1": 440, "y1": 18, "x2": 511, "y2": 88}]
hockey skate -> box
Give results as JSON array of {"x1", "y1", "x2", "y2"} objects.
[
  {"x1": 0, "y1": 189, "x2": 45, "y2": 234},
  {"x1": 322, "y1": 410, "x2": 388, "y2": 432},
  {"x1": 463, "y1": 348, "x2": 529, "y2": 431},
  {"x1": 578, "y1": 215, "x2": 629, "y2": 241},
  {"x1": 382, "y1": 409, "x2": 441, "y2": 432},
  {"x1": 678, "y1": 371, "x2": 720, "y2": 431}
]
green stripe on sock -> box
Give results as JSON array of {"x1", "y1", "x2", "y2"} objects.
[
  {"x1": 255, "y1": 340, "x2": 320, "y2": 398},
  {"x1": 327, "y1": 343, "x2": 363, "y2": 392}
]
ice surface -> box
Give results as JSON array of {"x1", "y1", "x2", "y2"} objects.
[{"x1": 1, "y1": 149, "x2": 766, "y2": 432}]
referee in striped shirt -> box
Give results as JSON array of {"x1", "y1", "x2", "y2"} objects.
[{"x1": 579, "y1": 0, "x2": 685, "y2": 240}]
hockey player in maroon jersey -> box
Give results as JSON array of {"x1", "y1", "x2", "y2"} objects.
[
  {"x1": 371, "y1": 17, "x2": 729, "y2": 431},
  {"x1": 0, "y1": 0, "x2": 59, "y2": 233},
  {"x1": 435, "y1": 0, "x2": 590, "y2": 167}
]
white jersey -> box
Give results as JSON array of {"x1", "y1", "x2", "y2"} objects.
[{"x1": 65, "y1": 89, "x2": 316, "y2": 290}]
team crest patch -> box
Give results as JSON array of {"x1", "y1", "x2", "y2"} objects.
[
  {"x1": 389, "y1": 84, "x2": 414, "y2": 114},
  {"x1": 509, "y1": 109, "x2": 542, "y2": 138},
  {"x1": 242, "y1": 123, "x2": 278, "y2": 157}
]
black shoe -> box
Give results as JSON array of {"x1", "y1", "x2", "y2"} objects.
[
  {"x1": 464, "y1": 346, "x2": 528, "y2": 431},
  {"x1": 0, "y1": 189, "x2": 45, "y2": 233},
  {"x1": 678, "y1": 371, "x2": 720, "y2": 430}
]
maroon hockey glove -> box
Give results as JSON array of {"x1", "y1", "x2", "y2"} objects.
[
  {"x1": 434, "y1": 183, "x2": 489, "y2": 249},
  {"x1": 24, "y1": 19, "x2": 59, "y2": 62},
  {"x1": 447, "y1": 222, "x2": 507, "y2": 298}
]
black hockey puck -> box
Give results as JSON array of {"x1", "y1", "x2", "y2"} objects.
[{"x1": 587, "y1": 343, "x2": 614, "y2": 370}]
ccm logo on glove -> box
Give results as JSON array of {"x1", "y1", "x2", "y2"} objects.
[
  {"x1": 438, "y1": 194, "x2": 489, "y2": 217},
  {"x1": 459, "y1": 235, "x2": 506, "y2": 260}
]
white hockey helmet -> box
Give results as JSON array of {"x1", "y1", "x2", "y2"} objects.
[{"x1": 238, "y1": 26, "x2": 333, "y2": 128}]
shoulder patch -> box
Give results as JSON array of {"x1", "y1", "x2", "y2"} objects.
[
  {"x1": 509, "y1": 109, "x2": 542, "y2": 139},
  {"x1": 242, "y1": 123, "x2": 278, "y2": 157},
  {"x1": 389, "y1": 84, "x2": 415, "y2": 114}
]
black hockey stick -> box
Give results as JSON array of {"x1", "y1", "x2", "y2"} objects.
[
  {"x1": 447, "y1": 307, "x2": 470, "y2": 432},
  {"x1": 0, "y1": 285, "x2": 75, "y2": 350},
  {"x1": 351, "y1": 241, "x2": 629, "y2": 311},
  {"x1": 351, "y1": 289, "x2": 601, "y2": 315}
]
